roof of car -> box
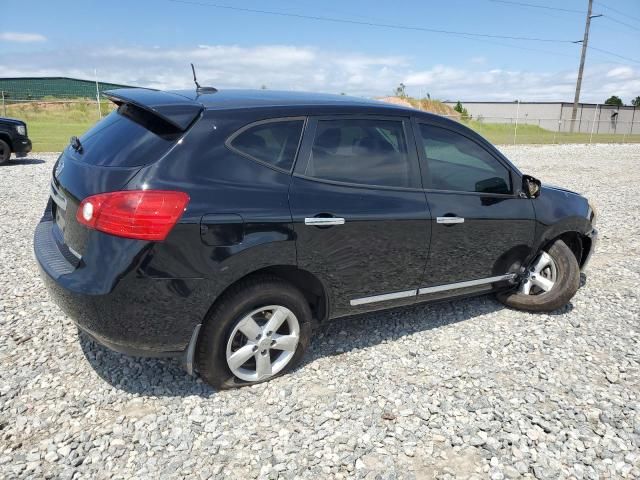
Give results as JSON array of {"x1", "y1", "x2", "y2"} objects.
[
  {"x1": 104, "y1": 87, "x2": 447, "y2": 131},
  {"x1": 168, "y1": 88, "x2": 415, "y2": 112}
]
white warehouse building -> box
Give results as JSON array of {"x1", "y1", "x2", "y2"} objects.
[{"x1": 442, "y1": 101, "x2": 639, "y2": 135}]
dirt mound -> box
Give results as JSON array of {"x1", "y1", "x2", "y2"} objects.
[
  {"x1": 377, "y1": 96, "x2": 414, "y2": 108},
  {"x1": 377, "y1": 96, "x2": 459, "y2": 118}
]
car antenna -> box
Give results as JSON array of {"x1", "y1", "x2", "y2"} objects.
[{"x1": 190, "y1": 63, "x2": 217, "y2": 94}]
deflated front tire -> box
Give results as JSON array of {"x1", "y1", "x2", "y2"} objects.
[{"x1": 497, "y1": 239, "x2": 580, "y2": 312}]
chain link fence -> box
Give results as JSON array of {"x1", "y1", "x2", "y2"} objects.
[
  {"x1": 4, "y1": 99, "x2": 639, "y2": 152},
  {"x1": 441, "y1": 115, "x2": 640, "y2": 145},
  {"x1": 0, "y1": 77, "x2": 124, "y2": 151},
  {"x1": 1, "y1": 77, "x2": 639, "y2": 151},
  {"x1": 0, "y1": 77, "x2": 133, "y2": 151}
]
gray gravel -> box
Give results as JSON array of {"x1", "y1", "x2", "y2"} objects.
[{"x1": 1, "y1": 144, "x2": 639, "y2": 480}]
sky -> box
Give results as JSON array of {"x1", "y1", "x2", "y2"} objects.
[{"x1": 2, "y1": 0, "x2": 639, "y2": 103}]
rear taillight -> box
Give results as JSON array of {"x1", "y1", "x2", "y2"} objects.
[{"x1": 76, "y1": 190, "x2": 190, "y2": 241}]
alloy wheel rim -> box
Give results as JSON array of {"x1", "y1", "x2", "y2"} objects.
[
  {"x1": 520, "y1": 251, "x2": 558, "y2": 295},
  {"x1": 225, "y1": 305, "x2": 300, "y2": 382}
]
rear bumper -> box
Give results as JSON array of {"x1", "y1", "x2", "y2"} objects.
[
  {"x1": 14, "y1": 137, "x2": 32, "y2": 157},
  {"x1": 75, "y1": 322, "x2": 182, "y2": 358},
  {"x1": 34, "y1": 219, "x2": 204, "y2": 358}
]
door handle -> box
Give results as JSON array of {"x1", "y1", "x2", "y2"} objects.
[
  {"x1": 304, "y1": 217, "x2": 345, "y2": 226},
  {"x1": 436, "y1": 216, "x2": 464, "y2": 224}
]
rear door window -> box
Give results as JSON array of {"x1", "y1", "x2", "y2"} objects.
[
  {"x1": 419, "y1": 124, "x2": 512, "y2": 194},
  {"x1": 228, "y1": 119, "x2": 304, "y2": 171},
  {"x1": 305, "y1": 118, "x2": 415, "y2": 188}
]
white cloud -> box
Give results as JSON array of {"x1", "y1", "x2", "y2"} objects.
[
  {"x1": 0, "y1": 43, "x2": 638, "y2": 102},
  {"x1": 606, "y1": 66, "x2": 634, "y2": 80},
  {"x1": 0, "y1": 44, "x2": 407, "y2": 96},
  {"x1": 0, "y1": 32, "x2": 46, "y2": 43},
  {"x1": 403, "y1": 63, "x2": 640, "y2": 102}
]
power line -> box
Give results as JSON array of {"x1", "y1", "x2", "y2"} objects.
[
  {"x1": 602, "y1": 14, "x2": 640, "y2": 32},
  {"x1": 588, "y1": 45, "x2": 640, "y2": 64},
  {"x1": 489, "y1": 0, "x2": 584, "y2": 14},
  {"x1": 170, "y1": 0, "x2": 640, "y2": 65},
  {"x1": 441, "y1": 31, "x2": 634, "y2": 66},
  {"x1": 168, "y1": 0, "x2": 574, "y2": 43},
  {"x1": 457, "y1": 34, "x2": 579, "y2": 60},
  {"x1": 490, "y1": 0, "x2": 640, "y2": 33},
  {"x1": 486, "y1": 0, "x2": 640, "y2": 62},
  {"x1": 284, "y1": 0, "x2": 394, "y2": 25},
  {"x1": 595, "y1": 1, "x2": 640, "y2": 24},
  {"x1": 586, "y1": 51, "x2": 639, "y2": 66}
]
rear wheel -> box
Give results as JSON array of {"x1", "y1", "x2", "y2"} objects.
[
  {"x1": 0, "y1": 140, "x2": 10, "y2": 165},
  {"x1": 497, "y1": 239, "x2": 580, "y2": 312},
  {"x1": 196, "y1": 275, "x2": 312, "y2": 389}
]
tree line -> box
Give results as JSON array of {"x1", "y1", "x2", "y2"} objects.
[{"x1": 604, "y1": 96, "x2": 640, "y2": 107}]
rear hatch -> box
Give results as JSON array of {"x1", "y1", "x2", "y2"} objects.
[{"x1": 49, "y1": 88, "x2": 203, "y2": 258}]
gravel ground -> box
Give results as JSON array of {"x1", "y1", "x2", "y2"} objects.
[{"x1": 1, "y1": 144, "x2": 639, "y2": 480}]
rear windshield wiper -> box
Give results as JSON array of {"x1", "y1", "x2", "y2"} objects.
[{"x1": 70, "y1": 136, "x2": 83, "y2": 153}]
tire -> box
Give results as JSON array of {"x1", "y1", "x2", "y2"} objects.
[
  {"x1": 497, "y1": 239, "x2": 580, "y2": 312},
  {"x1": 196, "y1": 275, "x2": 312, "y2": 389},
  {"x1": 0, "y1": 139, "x2": 10, "y2": 165}
]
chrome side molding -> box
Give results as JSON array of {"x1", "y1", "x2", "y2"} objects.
[
  {"x1": 349, "y1": 274, "x2": 516, "y2": 306},
  {"x1": 350, "y1": 289, "x2": 416, "y2": 306},
  {"x1": 305, "y1": 217, "x2": 345, "y2": 226},
  {"x1": 418, "y1": 273, "x2": 517, "y2": 295}
]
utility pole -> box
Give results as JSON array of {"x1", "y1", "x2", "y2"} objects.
[
  {"x1": 570, "y1": 0, "x2": 601, "y2": 132},
  {"x1": 94, "y1": 68, "x2": 102, "y2": 120}
]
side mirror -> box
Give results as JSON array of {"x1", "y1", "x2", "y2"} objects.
[{"x1": 522, "y1": 175, "x2": 541, "y2": 198}]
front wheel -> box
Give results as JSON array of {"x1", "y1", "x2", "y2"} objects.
[
  {"x1": 497, "y1": 239, "x2": 580, "y2": 312},
  {"x1": 196, "y1": 275, "x2": 312, "y2": 389}
]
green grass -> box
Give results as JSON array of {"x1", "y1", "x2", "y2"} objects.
[
  {"x1": 4, "y1": 100, "x2": 639, "y2": 152},
  {"x1": 464, "y1": 120, "x2": 640, "y2": 145},
  {"x1": 5, "y1": 101, "x2": 113, "y2": 151},
  {"x1": 27, "y1": 120, "x2": 97, "y2": 152}
]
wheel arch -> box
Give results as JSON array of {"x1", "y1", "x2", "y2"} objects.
[
  {"x1": 533, "y1": 217, "x2": 592, "y2": 266},
  {"x1": 543, "y1": 230, "x2": 593, "y2": 268},
  {"x1": 0, "y1": 133, "x2": 13, "y2": 151},
  {"x1": 206, "y1": 264, "x2": 330, "y2": 326},
  {"x1": 258, "y1": 265, "x2": 330, "y2": 324}
]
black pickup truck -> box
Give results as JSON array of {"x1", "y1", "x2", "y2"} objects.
[{"x1": 0, "y1": 117, "x2": 32, "y2": 164}]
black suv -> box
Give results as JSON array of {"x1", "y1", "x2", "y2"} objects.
[
  {"x1": 35, "y1": 88, "x2": 597, "y2": 388},
  {"x1": 0, "y1": 117, "x2": 32, "y2": 164}
]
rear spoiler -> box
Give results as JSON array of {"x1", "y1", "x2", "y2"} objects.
[{"x1": 104, "y1": 88, "x2": 203, "y2": 131}]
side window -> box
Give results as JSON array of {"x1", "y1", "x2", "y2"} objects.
[
  {"x1": 419, "y1": 124, "x2": 512, "y2": 194},
  {"x1": 229, "y1": 119, "x2": 304, "y2": 171},
  {"x1": 306, "y1": 118, "x2": 414, "y2": 188}
]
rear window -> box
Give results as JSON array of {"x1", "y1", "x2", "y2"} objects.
[
  {"x1": 68, "y1": 104, "x2": 183, "y2": 167},
  {"x1": 228, "y1": 119, "x2": 304, "y2": 171}
]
